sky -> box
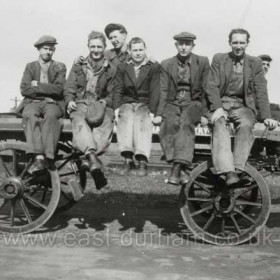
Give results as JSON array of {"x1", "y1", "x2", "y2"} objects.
[{"x1": 0, "y1": 0, "x2": 279, "y2": 112}]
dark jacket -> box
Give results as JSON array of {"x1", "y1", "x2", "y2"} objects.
[
  {"x1": 104, "y1": 48, "x2": 130, "y2": 67},
  {"x1": 113, "y1": 60, "x2": 160, "y2": 114},
  {"x1": 17, "y1": 60, "x2": 66, "y2": 114},
  {"x1": 64, "y1": 58, "x2": 116, "y2": 108},
  {"x1": 206, "y1": 52, "x2": 271, "y2": 120},
  {"x1": 156, "y1": 54, "x2": 210, "y2": 116}
]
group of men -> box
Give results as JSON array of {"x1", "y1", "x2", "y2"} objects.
[{"x1": 17, "y1": 23, "x2": 278, "y2": 190}]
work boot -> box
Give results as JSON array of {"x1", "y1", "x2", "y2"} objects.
[
  {"x1": 168, "y1": 163, "x2": 181, "y2": 185},
  {"x1": 27, "y1": 155, "x2": 46, "y2": 174},
  {"x1": 225, "y1": 171, "x2": 240, "y2": 186},
  {"x1": 81, "y1": 159, "x2": 90, "y2": 172},
  {"x1": 123, "y1": 158, "x2": 135, "y2": 174},
  {"x1": 46, "y1": 158, "x2": 57, "y2": 171},
  {"x1": 90, "y1": 169, "x2": 108, "y2": 190},
  {"x1": 137, "y1": 160, "x2": 148, "y2": 176},
  {"x1": 87, "y1": 151, "x2": 102, "y2": 172}
]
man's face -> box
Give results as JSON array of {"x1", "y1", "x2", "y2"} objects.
[
  {"x1": 175, "y1": 40, "x2": 194, "y2": 57},
  {"x1": 229, "y1": 33, "x2": 248, "y2": 57},
  {"x1": 261, "y1": 60, "x2": 270, "y2": 75},
  {"x1": 39, "y1": 44, "x2": 55, "y2": 62},
  {"x1": 130, "y1": 42, "x2": 146, "y2": 65},
  {"x1": 108, "y1": 30, "x2": 127, "y2": 50},
  {"x1": 88, "y1": 38, "x2": 105, "y2": 60}
]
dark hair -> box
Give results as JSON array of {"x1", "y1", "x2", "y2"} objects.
[
  {"x1": 128, "y1": 37, "x2": 146, "y2": 49},
  {"x1": 88, "y1": 31, "x2": 106, "y2": 47},
  {"x1": 228, "y1": 28, "x2": 250, "y2": 43}
]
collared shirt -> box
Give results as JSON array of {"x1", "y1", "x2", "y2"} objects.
[
  {"x1": 127, "y1": 57, "x2": 149, "y2": 79},
  {"x1": 224, "y1": 58, "x2": 244, "y2": 101},
  {"x1": 84, "y1": 57, "x2": 108, "y2": 101},
  {"x1": 38, "y1": 56, "x2": 51, "y2": 83}
]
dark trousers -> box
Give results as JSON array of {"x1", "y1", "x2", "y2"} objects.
[
  {"x1": 22, "y1": 101, "x2": 62, "y2": 159},
  {"x1": 159, "y1": 102, "x2": 202, "y2": 164}
]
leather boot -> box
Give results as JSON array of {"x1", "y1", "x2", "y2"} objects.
[
  {"x1": 168, "y1": 163, "x2": 181, "y2": 185},
  {"x1": 137, "y1": 160, "x2": 148, "y2": 176},
  {"x1": 81, "y1": 158, "x2": 90, "y2": 171},
  {"x1": 123, "y1": 158, "x2": 135, "y2": 174},
  {"x1": 87, "y1": 151, "x2": 102, "y2": 172}
]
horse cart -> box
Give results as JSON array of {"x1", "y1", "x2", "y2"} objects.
[{"x1": 0, "y1": 112, "x2": 280, "y2": 245}]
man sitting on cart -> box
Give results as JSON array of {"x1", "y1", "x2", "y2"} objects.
[
  {"x1": 205, "y1": 28, "x2": 278, "y2": 186},
  {"x1": 64, "y1": 31, "x2": 116, "y2": 190},
  {"x1": 17, "y1": 35, "x2": 66, "y2": 172},
  {"x1": 153, "y1": 32, "x2": 210, "y2": 185}
]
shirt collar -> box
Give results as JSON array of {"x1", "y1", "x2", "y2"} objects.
[
  {"x1": 177, "y1": 54, "x2": 192, "y2": 66},
  {"x1": 38, "y1": 56, "x2": 52, "y2": 65},
  {"x1": 126, "y1": 56, "x2": 149, "y2": 67}
]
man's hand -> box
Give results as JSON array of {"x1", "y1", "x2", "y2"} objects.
[
  {"x1": 264, "y1": 118, "x2": 279, "y2": 129},
  {"x1": 31, "y1": 80, "x2": 38, "y2": 87},
  {"x1": 200, "y1": 116, "x2": 208, "y2": 126},
  {"x1": 211, "y1": 108, "x2": 227, "y2": 124},
  {"x1": 149, "y1": 112, "x2": 155, "y2": 122},
  {"x1": 67, "y1": 101, "x2": 77, "y2": 114},
  {"x1": 114, "y1": 108, "x2": 120, "y2": 123},
  {"x1": 153, "y1": 116, "x2": 162, "y2": 126},
  {"x1": 74, "y1": 56, "x2": 85, "y2": 65}
]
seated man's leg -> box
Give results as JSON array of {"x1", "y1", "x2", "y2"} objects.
[
  {"x1": 116, "y1": 103, "x2": 135, "y2": 171},
  {"x1": 22, "y1": 102, "x2": 44, "y2": 155},
  {"x1": 70, "y1": 104, "x2": 96, "y2": 153},
  {"x1": 133, "y1": 103, "x2": 153, "y2": 176},
  {"x1": 93, "y1": 107, "x2": 115, "y2": 154},
  {"x1": 172, "y1": 102, "x2": 202, "y2": 184},
  {"x1": 231, "y1": 107, "x2": 255, "y2": 171},
  {"x1": 159, "y1": 103, "x2": 181, "y2": 184},
  {"x1": 212, "y1": 116, "x2": 235, "y2": 175},
  {"x1": 41, "y1": 102, "x2": 63, "y2": 161}
]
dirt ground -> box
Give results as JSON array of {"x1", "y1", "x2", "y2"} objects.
[{"x1": 1, "y1": 169, "x2": 280, "y2": 280}]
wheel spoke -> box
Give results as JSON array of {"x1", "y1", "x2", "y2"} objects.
[
  {"x1": 23, "y1": 194, "x2": 47, "y2": 210},
  {"x1": 193, "y1": 180, "x2": 211, "y2": 194},
  {"x1": 0, "y1": 199, "x2": 8, "y2": 212},
  {"x1": 234, "y1": 184, "x2": 258, "y2": 198},
  {"x1": 233, "y1": 207, "x2": 256, "y2": 224},
  {"x1": 235, "y1": 199, "x2": 262, "y2": 207},
  {"x1": 20, "y1": 158, "x2": 32, "y2": 179},
  {"x1": 203, "y1": 213, "x2": 215, "y2": 231},
  {"x1": 20, "y1": 199, "x2": 32, "y2": 224},
  {"x1": 0, "y1": 154, "x2": 11, "y2": 177},
  {"x1": 59, "y1": 171, "x2": 76, "y2": 178},
  {"x1": 230, "y1": 214, "x2": 241, "y2": 234},
  {"x1": 191, "y1": 204, "x2": 213, "y2": 217}
]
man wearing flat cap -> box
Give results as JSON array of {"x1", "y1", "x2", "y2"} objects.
[
  {"x1": 64, "y1": 31, "x2": 116, "y2": 190},
  {"x1": 153, "y1": 31, "x2": 210, "y2": 185},
  {"x1": 205, "y1": 28, "x2": 278, "y2": 187},
  {"x1": 258, "y1": 54, "x2": 272, "y2": 77},
  {"x1": 17, "y1": 35, "x2": 66, "y2": 172},
  {"x1": 104, "y1": 23, "x2": 130, "y2": 66}
]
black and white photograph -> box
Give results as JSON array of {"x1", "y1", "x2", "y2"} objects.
[{"x1": 0, "y1": 0, "x2": 280, "y2": 279}]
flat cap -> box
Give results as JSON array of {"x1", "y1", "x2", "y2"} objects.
[
  {"x1": 258, "y1": 54, "x2": 272, "y2": 62},
  {"x1": 104, "y1": 23, "x2": 127, "y2": 38},
  {"x1": 173, "y1": 31, "x2": 196, "y2": 41},
  {"x1": 34, "y1": 35, "x2": 57, "y2": 48}
]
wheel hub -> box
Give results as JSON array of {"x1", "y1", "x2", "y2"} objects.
[
  {"x1": 214, "y1": 193, "x2": 235, "y2": 213},
  {"x1": 0, "y1": 178, "x2": 25, "y2": 199}
]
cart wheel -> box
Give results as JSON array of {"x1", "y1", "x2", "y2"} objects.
[
  {"x1": 24, "y1": 142, "x2": 87, "y2": 213},
  {"x1": 0, "y1": 141, "x2": 60, "y2": 234},
  {"x1": 180, "y1": 161, "x2": 271, "y2": 245}
]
